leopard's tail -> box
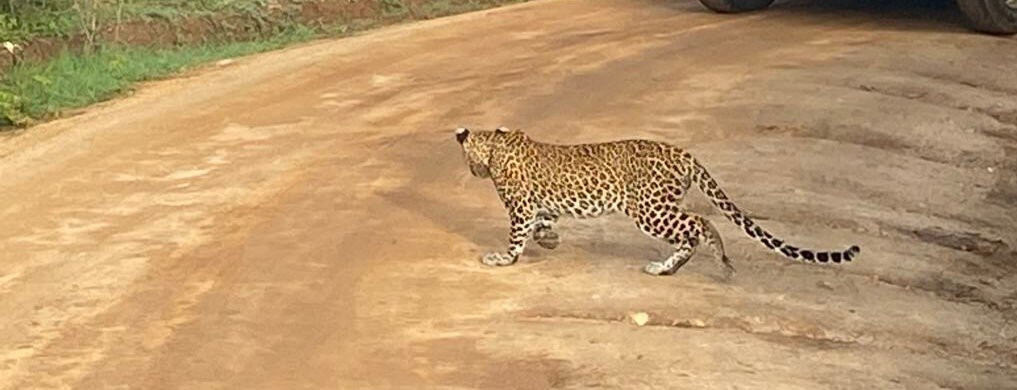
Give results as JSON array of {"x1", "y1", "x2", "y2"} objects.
[{"x1": 688, "y1": 158, "x2": 859, "y2": 264}]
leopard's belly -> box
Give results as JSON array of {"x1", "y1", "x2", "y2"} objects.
[{"x1": 535, "y1": 186, "x2": 625, "y2": 219}]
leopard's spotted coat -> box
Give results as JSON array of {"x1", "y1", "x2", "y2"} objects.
[{"x1": 455, "y1": 127, "x2": 859, "y2": 276}]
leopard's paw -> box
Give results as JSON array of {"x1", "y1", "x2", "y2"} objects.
[
  {"x1": 534, "y1": 229, "x2": 560, "y2": 250},
  {"x1": 482, "y1": 252, "x2": 517, "y2": 267},
  {"x1": 642, "y1": 261, "x2": 673, "y2": 276}
]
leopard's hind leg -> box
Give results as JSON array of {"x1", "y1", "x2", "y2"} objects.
[
  {"x1": 636, "y1": 210, "x2": 729, "y2": 276},
  {"x1": 698, "y1": 215, "x2": 735, "y2": 278},
  {"x1": 643, "y1": 239, "x2": 696, "y2": 276},
  {"x1": 623, "y1": 174, "x2": 726, "y2": 276}
]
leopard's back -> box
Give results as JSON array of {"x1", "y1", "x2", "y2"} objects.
[{"x1": 517, "y1": 139, "x2": 684, "y2": 218}]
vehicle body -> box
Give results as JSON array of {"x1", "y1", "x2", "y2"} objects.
[{"x1": 696, "y1": 0, "x2": 1017, "y2": 34}]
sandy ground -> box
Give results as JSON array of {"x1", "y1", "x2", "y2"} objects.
[{"x1": 1, "y1": 0, "x2": 1016, "y2": 388}]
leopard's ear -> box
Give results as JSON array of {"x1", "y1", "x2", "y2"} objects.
[
  {"x1": 495, "y1": 126, "x2": 508, "y2": 134},
  {"x1": 455, "y1": 127, "x2": 470, "y2": 144}
]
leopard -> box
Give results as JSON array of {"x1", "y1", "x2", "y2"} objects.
[{"x1": 454, "y1": 126, "x2": 860, "y2": 276}]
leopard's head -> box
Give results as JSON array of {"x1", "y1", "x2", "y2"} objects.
[{"x1": 454, "y1": 126, "x2": 515, "y2": 178}]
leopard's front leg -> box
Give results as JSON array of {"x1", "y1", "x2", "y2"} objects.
[
  {"x1": 532, "y1": 210, "x2": 560, "y2": 250},
  {"x1": 483, "y1": 199, "x2": 536, "y2": 267}
]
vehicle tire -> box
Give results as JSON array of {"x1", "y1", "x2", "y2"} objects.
[
  {"x1": 696, "y1": 0, "x2": 775, "y2": 13},
  {"x1": 956, "y1": 0, "x2": 1017, "y2": 34}
]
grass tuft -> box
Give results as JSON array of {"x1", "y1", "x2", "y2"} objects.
[{"x1": 0, "y1": 26, "x2": 314, "y2": 126}]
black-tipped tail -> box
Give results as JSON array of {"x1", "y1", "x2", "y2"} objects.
[
  {"x1": 687, "y1": 157, "x2": 860, "y2": 265},
  {"x1": 796, "y1": 245, "x2": 860, "y2": 264}
]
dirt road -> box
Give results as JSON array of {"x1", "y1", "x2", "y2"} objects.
[{"x1": 1, "y1": 0, "x2": 1016, "y2": 388}]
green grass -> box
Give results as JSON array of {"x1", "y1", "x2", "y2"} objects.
[
  {"x1": 0, "y1": 5, "x2": 78, "y2": 41},
  {"x1": 0, "y1": 1, "x2": 287, "y2": 41},
  {"x1": 0, "y1": 0, "x2": 528, "y2": 128},
  {"x1": 0, "y1": 26, "x2": 315, "y2": 126},
  {"x1": 421, "y1": 0, "x2": 512, "y2": 17}
]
